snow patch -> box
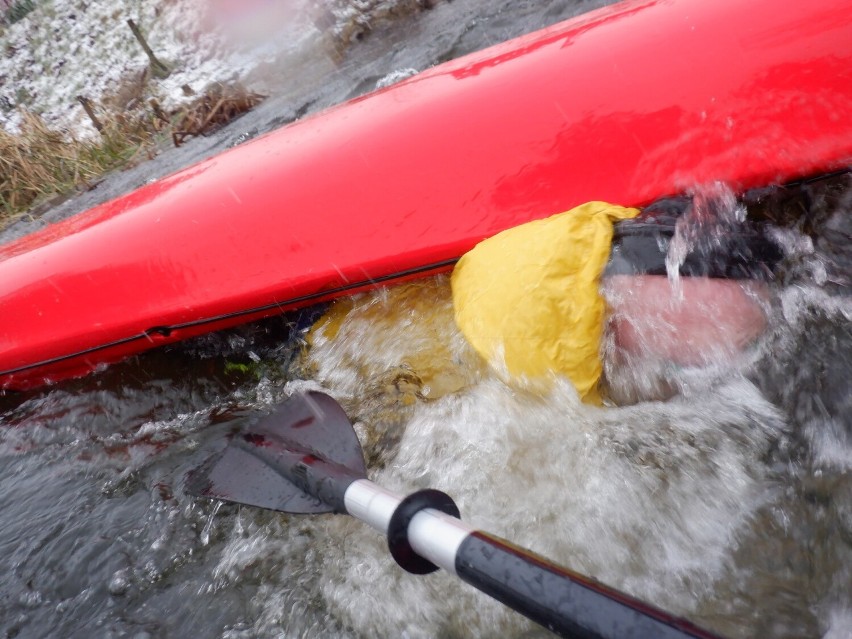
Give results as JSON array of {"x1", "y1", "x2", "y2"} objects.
[{"x1": 0, "y1": 0, "x2": 317, "y2": 137}]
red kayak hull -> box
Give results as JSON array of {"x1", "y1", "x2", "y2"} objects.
[{"x1": 2, "y1": 0, "x2": 852, "y2": 389}]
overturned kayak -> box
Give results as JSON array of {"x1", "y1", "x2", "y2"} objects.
[{"x1": 2, "y1": 0, "x2": 852, "y2": 390}]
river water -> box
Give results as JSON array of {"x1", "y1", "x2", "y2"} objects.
[{"x1": 1, "y1": 2, "x2": 851, "y2": 638}]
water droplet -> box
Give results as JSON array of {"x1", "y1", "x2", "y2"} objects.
[
  {"x1": 19, "y1": 588, "x2": 42, "y2": 608},
  {"x1": 108, "y1": 569, "x2": 131, "y2": 596},
  {"x1": 201, "y1": 501, "x2": 223, "y2": 546}
]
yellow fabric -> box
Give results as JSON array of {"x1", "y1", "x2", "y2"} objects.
[{"x1": 451, "y1": 202, "x2": 639, "y2": 403}]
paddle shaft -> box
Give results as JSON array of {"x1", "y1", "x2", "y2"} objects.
[{"x1": 344, "y1": 479, "x2": 722, "y2": 639}]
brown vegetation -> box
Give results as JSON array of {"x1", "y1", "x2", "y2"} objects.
[
  {"x1": 0, "y1": 110, "x2": 155, "y2": 225},
  {"x1": 1, "y1": 81, "x2": 265, "y2": 228},
  {"x1": 172, "y1": 83, "x2": 264, "y2": 147}
]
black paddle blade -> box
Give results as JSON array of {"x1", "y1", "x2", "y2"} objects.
[
  {"x1": 186, "y1": 444, "x2": 334, "y2": 513},
  {"x1": 185, "y1": 390, "x2": 368, "y2": 514},
  {"x1": 250, "y1": 390, "x2": 367, "y2": 472}
]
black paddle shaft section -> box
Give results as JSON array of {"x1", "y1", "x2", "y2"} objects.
[{"x1": 455, "y1": 532, "x2": 724, "y2": 639}]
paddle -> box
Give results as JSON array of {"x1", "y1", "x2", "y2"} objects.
[{"x1": 185, "y1": 390, "x2": 724, "y2": 639}]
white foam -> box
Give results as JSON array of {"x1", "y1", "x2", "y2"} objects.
[{"x1": 288, "y1": 279, "x2": 788, "y2": 636}]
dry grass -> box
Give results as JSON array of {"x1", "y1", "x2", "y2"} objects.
[
  {"x1": 0, "y1": 109, "x2": 156, "y2": 225},
  {"x1": 172, "y1": 82, "x2": 264, "y2": 147},
  {"x1": 0, "y1": 82, "x2": 264, "y2": 228}
]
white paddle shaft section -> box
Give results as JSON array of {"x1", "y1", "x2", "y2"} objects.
[
  {"x1": 343, "y1": 479, "x2": 474, "y2": 575},
  {"x1": 407, "y1": 506, "x2": 474, "y2": 575},
  {"x1": 343, "y1": 479, "x2": 400, "y2": 532}
]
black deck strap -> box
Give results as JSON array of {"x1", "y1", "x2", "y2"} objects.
[
  {"x1": 387, "y1": 489, "x2": 461, "y2": 574},
  {"x1": 605, "y1": 196, "x2": 783, "y2": 280}
]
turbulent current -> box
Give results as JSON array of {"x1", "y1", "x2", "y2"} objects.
[{"x1": 1, "y1": 2, "x2": 851, "y2": 638}]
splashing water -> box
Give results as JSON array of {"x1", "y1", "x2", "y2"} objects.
[
  {"x1": 201, "y1": 500, "x2": 223, "y2": 546},
  {"x1": 665, "y1": 182, "x2": 748, "y2": 299},
  {"x1": 296, "y1": 176, "x2": 852, "y2": 635},
  {"x1": 1, "y1": 170, "x2": 850, "y2": 637},
  {"x1": 2, "y1": 175, "x2": 850, "y2": 636},
  {"x1": 298, "y1": 278, "x2": 787, "y2": 637}
]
